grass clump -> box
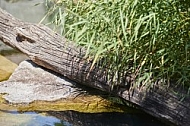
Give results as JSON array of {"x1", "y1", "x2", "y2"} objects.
[{"x1": 44, "y1": 0, "x2": 190, "y2": 90}]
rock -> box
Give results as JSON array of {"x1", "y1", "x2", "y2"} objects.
[
  {"x1": 0, "y1": 60, "x2": 86, "y2": 103},
  {"x1": 0, "y1": 55, "x2": 17, "y2": 81},
  {"x1": 0, "y1": 41, "x2": 13, "y2": 52},
  {"x1": 0, "y1": 60, "x2": 125, "y2": 113},
  {"x1": 0, "y1": 42, "x2": 28, "y2": 64},
  {"x1": 3, "y1": 53, "x2": 28, "y2": 64}
]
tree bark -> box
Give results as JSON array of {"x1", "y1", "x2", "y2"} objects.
[{"x1": 0, "y1": 8, "x2": 189, "y2": 126}]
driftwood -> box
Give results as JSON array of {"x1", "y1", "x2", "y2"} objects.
[{"x1": 0, "y1": 8, "x2": 189, "y2": 126}]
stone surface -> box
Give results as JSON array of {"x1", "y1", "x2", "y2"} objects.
[
  {"x1": 0, "y1": 55, "x2": 17, "y2": 81},
  {"x1": 0, "y1": 60, "x2": 125, "y2": 113},
  {"x1": 3, "y1": 53, "x2": 28, "y2": 64},
  {"x1": 0, "y1": 41, "x2": 13, "y2": 52},
  {"x1": 0, "y1": 60, "x2": 83, "y2": 103}
]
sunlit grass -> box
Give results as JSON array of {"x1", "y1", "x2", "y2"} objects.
[{"x1": 44, "y1": 0, "x2": 190, "y2": 91}]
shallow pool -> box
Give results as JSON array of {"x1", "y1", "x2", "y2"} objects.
[{"x1": 0, "y1": 110, "x2": 72, "y2": 126}]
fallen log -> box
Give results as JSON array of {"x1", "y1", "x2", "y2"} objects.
[{"x1": 0, "y1": 8, "x2": 189, "y2": 126}]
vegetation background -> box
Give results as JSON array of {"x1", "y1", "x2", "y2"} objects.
[{"x1": 43, "y1": 0, "x2": 190, "y2": 92}]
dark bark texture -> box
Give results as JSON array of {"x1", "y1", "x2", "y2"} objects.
[{"x1": 0, "y1": 8, "x2": 189, "y2": 126}]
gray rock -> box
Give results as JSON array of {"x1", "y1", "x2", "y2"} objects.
[
  {"x1": 0, "y1": 60, "x2": 83, "y2": 103},
  {"x1": 0, "y1": 41, "x2": 13, "y2": 51}
]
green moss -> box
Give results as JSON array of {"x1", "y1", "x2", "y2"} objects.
[
  {"x1": 17, "y1": 96, "x2": 127, "y2": 113},
  {"x1": 0, "y1": 94, "x2": 132, "y2": 113},
  {"x1": 0, "y1": 69, "x2": 12, "y2": 81},
  {"x1": 0, "y1": 55, "x2": 17, "y2": 82}
]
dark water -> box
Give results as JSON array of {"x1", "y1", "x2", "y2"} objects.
[
  {"x1": 0, "y1": 110, "x2": 167, "y2": 126},
  {"x1": 48, "y1": 110, "x2": 169, "y2": 126},
  {"x1": 0, "y1": 0, "x2": 169, "y2": 126}
]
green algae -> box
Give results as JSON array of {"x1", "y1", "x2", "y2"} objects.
[
  {"x1": 0, "y1": 70, "x2": 12, "y2": 81},
  {"x1": 0, "y1": 55, "x2": 17, "y2": 81},
  {"x1": 17, "y1": 96, "x2": 127, "y2": 113},
  {"x1": 0, "y1": 94, "x2": 134, "y2": 113}
]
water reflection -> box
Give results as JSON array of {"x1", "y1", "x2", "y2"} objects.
[
  {"x1": 47, "y1": 110, "x2": 167, "y2": 126},
  {"x1": 0, "y1": 110, "x2": 72, "y2": 126},
  {"x1": 0, "y1": 110, "x2": 167, "y2": 126},
  {"x1": 0, "y1": 0, "x2": 46, "y2": 23}
]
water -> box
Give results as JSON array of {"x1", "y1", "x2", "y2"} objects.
[
  {"x1": 0, "y1": 0, "x2": 46, "y2": 23},
  {"x1": 0, "y1": 0, "x2": 169, "y2": 125},
  {"x1": 0, "y1": 110, "x2": 167, "y2": 126},
  {"x1": 0, "y1": 110, "x2": 73, "y2": 126}
]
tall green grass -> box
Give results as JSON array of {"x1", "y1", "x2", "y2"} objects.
[{"x1": 44, "y1": 0, "x2": 190, "y2": 91}]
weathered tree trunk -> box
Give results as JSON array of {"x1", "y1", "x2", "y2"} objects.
[{"x1": 0, "y1": 8, "x2": 189, "y2": 126}]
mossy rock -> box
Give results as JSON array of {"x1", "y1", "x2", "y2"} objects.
[
  {"x1": 16, "y1": 96, "x2": 128, "y2": 113},
  {"x1": 0, "y1": 55, "x2": 17, "y2": 81},
  {"x1": 0, "y1": 94, "x2": 128, "y2": 113}
]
